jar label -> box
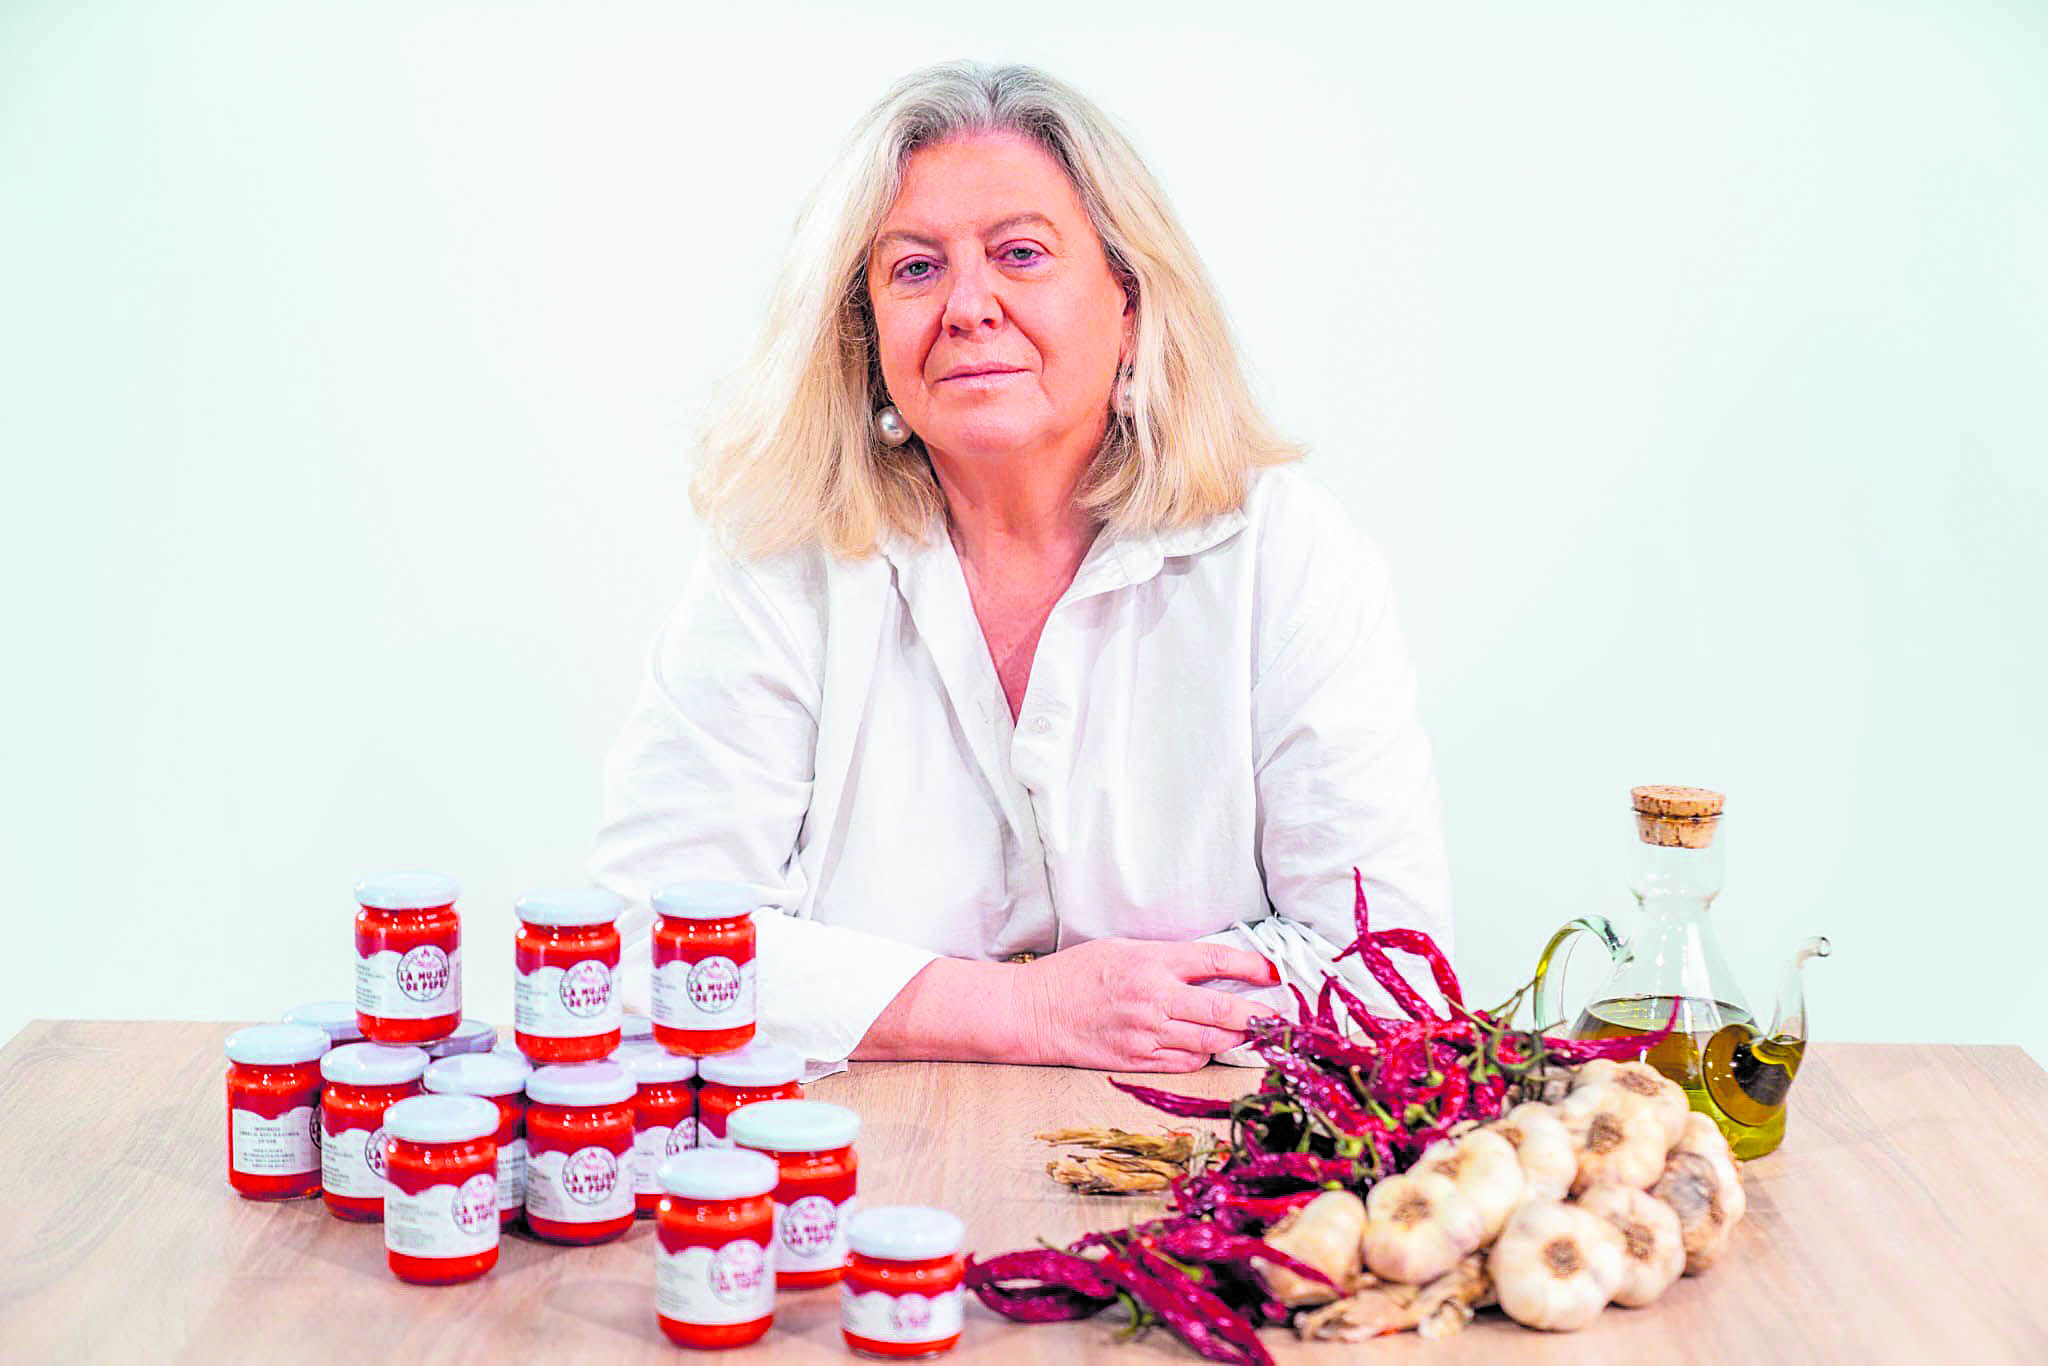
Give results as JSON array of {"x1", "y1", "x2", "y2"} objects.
[
  {"x1": 230, "y1": 1105, "x2": 318, "y2": 1175},
  {"x1": 321, "y1": 1122, "x2": 394, "y2": 1199},
  {"x1": 496, "y1": 1136, "x2": 527, "y2": 1213},
  {"x1": 629, "y1": 1124, "x2": 671, "y2": 1196},
  {"x1": 651, "y1": 955, "x2": 756, "y2": 1031},
  {"x1": 657, "y1": 1238, "x2": 774, "y2": 1325},
  {"x1": 527, "y1": 1143, "x2": 633, "y2": 1223},
  {"x1": 776, "y1": 1194, "x2": 855, "y2": 1275},
  {"x1": 385, "y1": 1175, "x2": 499, "y2": 1258},
  {"x1": 514, "y1": 959, "x2": 621, "y2": 1038},
  {"x1": 842, "y1": 1285, "x2": 964, "y2": 1345},
  {"x1": 356, "y1": 945, "x2": 462, "y2": 1020}
]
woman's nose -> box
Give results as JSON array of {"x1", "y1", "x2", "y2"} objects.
[{"x1": 942, "y1": 257, "x2": 1003, "y2": 334}]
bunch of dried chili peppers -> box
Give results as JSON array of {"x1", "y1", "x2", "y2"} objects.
[{"x1": 965, "y1": 872, "x2": 1679, "y2": 1365}]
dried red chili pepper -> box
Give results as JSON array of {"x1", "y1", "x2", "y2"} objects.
[{"x1": 1108, "y1": 1078, "x2": 1236, "y2": 1118}]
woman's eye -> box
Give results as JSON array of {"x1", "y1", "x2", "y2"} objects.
[
  {"x1": 894, "y1": 259, "x2": 937, "y2": 283},
  {"x1": 1000, "y1": 244, "x2": 1044, "y2": 266}
]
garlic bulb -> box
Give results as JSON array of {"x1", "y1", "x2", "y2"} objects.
[
  {"x1": 1487, "y1": 1201, "x2": 1625, "y2": 1332},
  {"x1": 1575, "y1": 1183, "x2": 1685, "y2": 1306},
  {"x1": 1673, "y1": 1112, "x2": 1748, "y2": 1229},
  {"x1": 1414, "y1": 1128, "x2": 1525, "y2": 1242},
  {"x1": 1652, "y1": 1113, "x2": 1746, "y2": 1274},
  {"x1": 1488, "y1": 1102, "x2": 1576, "y2": 1203},
  {"x1": 1363, "y1": 1171, "x2": 1487, "y2": 1284},
  {"x1": 1253, "y1": 1191, "x2": 1366, "y2": 1306},
  {"x1": 1564, "y1": 1088, "x2": 1671, "y2": 1192},
  {"x1": 1562, "y1": 1060, "x2": 1689, "y2": 1149}
]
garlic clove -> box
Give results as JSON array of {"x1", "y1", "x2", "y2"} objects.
[
  {"x1": 1489, "y1": 1102, "x2": 1576, "y2": 1203},
  {"x1": 1562, "y1": 1062, "x2": 1688, "y2": 1151},
  {"x1": 1575, "y1": 1183, "x2": 1686, "y2": 1307},
  {"x1": 1672, "y1": 1111, "x2": 1748, "y2": 1229},
  {"x1": 1566, "y1": 1095, "x2": 1671, "y2": 1192},
  {"x1": 1651, "y1": 1126, "x2": 1746, "y2": 1276},
  {"x1": 1363, "y1": 1171, "x2": 1487, "y2": 1285},
  {"x1": 1415, "y1": 1129, "x2": 1525, "y2": 1243},
  {"x1": 1252, "y1": 1190, "x2": 1367, "y2": 1306},
  {"x1": 1487, "y1": 1201, "x2": 1625, "y2": 1332}
]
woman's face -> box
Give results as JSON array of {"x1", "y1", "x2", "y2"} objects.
[{"x1": 866, "y1": 131, "x2": 1131, "y2": 474}]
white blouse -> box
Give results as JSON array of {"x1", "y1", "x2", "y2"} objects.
[{"x1": 589, "y1": 464, "x2": 1454, "y2": 1077}]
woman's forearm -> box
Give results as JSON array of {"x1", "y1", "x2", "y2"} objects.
[{"x1": 851, "y1": 957, "x2": 1035, "y2": 1063}]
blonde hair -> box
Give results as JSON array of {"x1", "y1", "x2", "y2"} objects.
[{"x1": 691, "y1": 61, "x2": 1301, "y2": 560}]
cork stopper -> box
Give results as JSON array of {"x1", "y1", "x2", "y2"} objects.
[{"x1": 1631, "y1": 785, "x2": 1724, "y2": 849}]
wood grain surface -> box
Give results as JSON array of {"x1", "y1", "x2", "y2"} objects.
[{"x1": 1, "y1": 1022, "x2": 2044, "y2": 1362}]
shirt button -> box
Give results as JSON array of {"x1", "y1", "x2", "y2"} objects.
[{"x1": 1031, "y1": 716, "x2": 1052, "y2": 735}]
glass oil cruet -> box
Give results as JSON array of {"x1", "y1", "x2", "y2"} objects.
[{"x1": 1531, "y1": 785, "x2": 1830, "y2": 1159}]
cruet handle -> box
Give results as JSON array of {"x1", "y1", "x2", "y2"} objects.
[{"x1": 1531, "y1": 916, "x2": 1625, "y2": 1034}]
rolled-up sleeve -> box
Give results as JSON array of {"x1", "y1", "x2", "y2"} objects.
[{"x1": 588, "y1": 544, "x2": 937, "y2": 1076}]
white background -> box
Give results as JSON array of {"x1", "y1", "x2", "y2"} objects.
[{"x1": 5, "y1": 1, "x2": 2043, "y2": 1060}]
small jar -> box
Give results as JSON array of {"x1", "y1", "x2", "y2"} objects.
[
  {"x1": 524, "y1": 1061, "x2": 637, "y2": 1244},
  {"x1": 651, "y1": 882, "x2": 759, "y2": 1056},
  {"x1": 617, "y1": 1043, "x2": 699, "y2": 1216},
  {"x1": 224, "y1": 1024, "x2": 328, "y2": 1200},
  {"x1": 513, "y1": 888, "x2": 623, "y2": 1063},
  {"x1": 284, "y1": 1000, "x2": 363, "y2": 1049},
  {"x1": 424, "y1": 1051, "x2": 532, "y2": 1228},
  {"x1": 654, "y1": 1149, "x2": 779, "y2": 1349},
  {"x1": 842, "y1": 1207, "x2": 967, "y2": 1358},
  {"x1": 320, "y1": 1042, "x2": 430, "y2": 1221},
  {"x1": 728, "y1": 1099, "x2": 859, "y2": 1288},
  {"x1": 426, "y1": 1019, "x2": 498, "y2": 1059},
  {"x1": 383, "y1": 1094, "x2": 501, "y2": 1285},
  {"x1": 620, "y1": 1013, "x2": 655, "y2": 1047},
  {"x1": 696, "y1": 1043, "x2": 803, "y2": 1149},
  {"x1": 354, "y1": 872, "x2": 462, "y2": 1045}
]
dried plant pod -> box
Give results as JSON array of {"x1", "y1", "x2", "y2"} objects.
[
  {"x1": 1414, "y1": 1128, "x2": 1525, "y2": 1241},
  {"x1": 1296, "y1": 1253, "x2": 1492, "y2": 1342},
  {"x1": 1253, "y1": 1191, "x2": 1367, "y2": 1307},
  {"x1": 1044, "y1": 1153, "x2": 1183, "y2": 1194},
  {"x1": 1575, "y1": 1183, "x2": 1685, "y2": 1306},
  {"x1": 1564, "y1": 1090, "x2": 1671, "y2": 1192},
  {"x1": 1488, "y1": 1101, "x2": 1576, "y2": 1203},
  {"x1": 1363, "y1": 1171, "x2": 1487, "y2": 1285},
  {"x1": 1488, "y1": 1201, "x2": 1625, "y2": 1332},
  {"x1": 1034, "y1": 1127, "x2": 1202, "y2": 1163}
]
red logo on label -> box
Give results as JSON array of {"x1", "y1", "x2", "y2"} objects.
[
  {"x1": 397, "y1": 945, "x2": 452, "y2": 1002},
  {"x1": 452, "y1": 1174, "x2": 497, "y2": 1235},
  {"x1": 366, "y1": 1127, "x2": 389, "y2": 1181},
  {"x1": 892, "y1": 1294, "x2": 934, "y2": 1333},
  {"x1": 562, "y1": 1146, "x2": 619, "y2": 1206},
  {"x1": 711, "y1": 1240, "x2": 766, "y2": 1303},
  {"x1": 559, "y1": 959, "x2": 612, "y2": 1018},
  {"x1": 667, "y1": 1119, "x2": 696, "y2": 1157},
  {"x1": 780, "y1": 1195, "x2": 838, "y2": 1257},
  {"x1": 686, "y1": 956, "x2": 742, "y2": 1014}
]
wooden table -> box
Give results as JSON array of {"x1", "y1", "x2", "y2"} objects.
[{"x1": 2, "y1": 1023, "x2": 2044, "y2": 1361}]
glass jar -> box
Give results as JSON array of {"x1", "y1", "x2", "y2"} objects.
[
  {"x1": 320, "y1": 1043, "x2": 430, "y2": 1221},
  {"x1": 842, "y1": 1206, "x2": 966, "y2": 1358},
  {"x1": 383, "y1": 1094, "x2": 500, "y2": 1285},
  {"x1": 654, "y1": 1149, "x2": 779, "y2": 1349},
  {"x1": 696, "y1": 1043, "x2": 803, "y2": 1149},
  {"x1": 617, "y1": 1043, "x2": 699, "y2": 1216},
  {"x1": 224, "y1": 1024, "x2": 328, "y2": 1200},
  {"x1": 425, "y1": 1019, "x2": 498, "y2": 1059},
  {"x1": 424, "y1": 1051, "x2": 532, "y2": 1228},
  {"x1": 651, "y1": 882, "x2": 759, "y2": 1056},
  {"x1": 514, "y1": 888, "x2": 623, "y2": 1063},
  {"x1": 524, "y1": 1061, "x2": 637, "y2": 1244},
  {"x1": 354, "y1": 872, "x2": 462, "y2": 1045},
  {"x1": 283, "y1": 1000, "x2": 362, "y2": 1050},
  {"x1": 729, "y1": 1099, "x2": 859, "y2": 1288}
]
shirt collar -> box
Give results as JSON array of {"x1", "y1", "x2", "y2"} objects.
[{"x1": 880, "y1": 504, "x2": 1248, "y2": 599}]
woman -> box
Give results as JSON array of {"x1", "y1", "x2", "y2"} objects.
[{"x1": 591, "y1": 62, "x2": 1451, "y2": 1078}]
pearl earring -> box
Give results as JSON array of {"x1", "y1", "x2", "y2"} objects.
[
  {"x1": 874, "y1": 404, "x2": 912, "y2": 448},
  {"x1": 1113, "y1": 372, "x2": 1136, "y2": 419}
]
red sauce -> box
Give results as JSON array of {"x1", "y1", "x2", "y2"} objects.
[
  {"x1": 355, "y1": 901, "x2": 462, "y2": 1045},
  {"x1": 698, "y1": 1078, "x2": 802, "y2": 1147},
  {"x1": 753, "y1": 1145, "x2": 857, "y2": 1287},
  {"x1": 655, "y1": 1191, "x2": 775, "y2": 1348},
  {"x1": 513, "y1": 917, "x2": 621, "y2": 1063},
  {"x1": 385, "y1": 1132, "x2": 499, "y2": 1284},
  {"x1": 321, "y1": 1078, "x2": 423, "y2": 1221},
  {"x1": 225, "y1": 1059, "x2": 321, "y2": 1200},
  {"x1": 652, "y1": 912, "x2": 756, "y2": 1055},
  {"x1": 632, "y1": 1079, "x2": 697, "y2": 1217},
  {"x1": 477, "y1": 1092, "x2": 525, "y2": 1228},
  {"x1": 843, "y1": 1251, "x2": 966, "y2": 1357},
  {"x1": 525, "y1": 1098, "x2": 636, "y2": 1244}
]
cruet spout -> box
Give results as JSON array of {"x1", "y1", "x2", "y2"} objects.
[{"x1": 1765, "y1": 935, "x2": 1832, "y2": 1043}]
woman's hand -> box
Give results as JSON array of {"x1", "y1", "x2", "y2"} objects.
[{"x1": 1012, "y1": 939, "x2": 1281, "y2": 1071}]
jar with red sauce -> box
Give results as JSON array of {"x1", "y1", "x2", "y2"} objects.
[
  {"x1": 651, "y1": 882, "x2": 759, "y2": 1056},
  {"x1": 423, "y1": 1051, "x2": 532, "y2": 1228},
  {"x1": 383, "y1": 1094, "x2": 501, "y2": 1285},
  {"x1": 320, "y1": 1042, "x2": 430, "y2": 1221},
  {"x1": 696, "y1": 1042, "x2": 803, "y2": 1149},
  {"x1": 728, "y1": 1099, "x2": 859, "y2": 1287},
  {"x1": 620, "y1": 1013, "x2": 655, "y2": 1047},
  {"x1": 514, "y1": 888, "x2": 622, "y2": 1063},
  {"x1": 617, "y1": 1042, "x2": 699, "y2": 1216},
  {"x1": 524, "y1": 1061, "x2": 637, "y2": 1244},
  {"x1": 224, "y1": 1024, "x2": 328, "y2": 1200},
  {"x1": 284, "y1": 1000, "x2": 363, "y2": 1049},
  {"x1": 426, "y1": 1019, "x2": 498, "y2": 1059},
  {"x1": 654, "y1": 1149, "x2": 779, "y2": 1349},
  {"x1": 842, "y1": 1207, "x2": 966, "y2": 1358},
  {"x1": 354, "y1": 872, "x2": 462, "y2": 1045}
]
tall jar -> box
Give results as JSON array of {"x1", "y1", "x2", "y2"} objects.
[
  {"x1": 320, "y1": 1042, "x2": 430, "y2": 1221},
  {"x1": 617, "y1": 1043, "x2": 699, "y2": 1217},
  {"x1": 696, "y1": 1043, "x2": 804, "y2": 1149},
  {"x1": 354, "y1": 872, "x2": 462, "y2": 1045},
  {"x1": 424, "y1": 1051, "x2": 533, "y2": 1228},
  {"x1": 655, "y1": 1150, "x2": 779, "y2": 1349},
  {"x1": 651, "y1": 882, "x2": 759, "y2": 1056},
  {"x1": 524, "y1": 1061, "x2": 637, "y2": 1244},
  {"x1": 729, "y1": 1099, "x2": 859, "y2": 1288},
  {"x1": 224, "y1": 1024, "x2": 328, "y2": 1200},
  {"x1": 513, "y1": 888, "x2": 623, "y2": 1063}
]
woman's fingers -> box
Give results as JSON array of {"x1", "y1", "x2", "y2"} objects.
[
  {"x1": 1161, "y1": 941, "x2": 1280, "y2": 988},
  {"x1": 1165, "y1": 982, "x2": 1268, "y2": 1035},
  {"x1": 1151, "y1": 1018, "x2": 1248, "y2": 1061}
]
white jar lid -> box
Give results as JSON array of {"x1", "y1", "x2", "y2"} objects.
[
  {"x1": 652, "y1": 880, "x2": 765, "y2": 921},
  {"x1": 614, "y1": 1042, "x2": 698, "y2": 1084},
  {"x1": 283, "y1": 1001, "x2": 362, "y2": 1044},
  {"x1": 620, "y1": 1014, "x2": 654, "y2": 1044},
  {"x1": 225, "y1": 1023, "x2": 331, "y2": 1066},
  {"x1": 697, "y1": 1041, "x2": 803, "y2": 1090},
  {"x1": 526, "y1": 1060, "x2": 636, "y2": 1107},
  {"x1": 424, "y1": 1052, "x2": 531, "y2": 1099},
  {"x1": 515, "y1": 887, "x2": 624, "y2": 927},
  {"x1": 355, "y1": 871, "x2": 460, "y2": 910},
  {"x1": 658, "y1": 1149, "x2": 779, "y2": 1202},
  {"x1": 385, "y1": 1094, "x2": 499, "y2": 1145},
  {"x1": 321, "y1": 1042, "x2": 431, "y2": 1086},
  {"x1": 426, "y1": 1019, "x2": 498, "y2": 1058},
  {"x1": 847, "y1": 1205, "x2": 965, "y2": 1261},
  {"x1": 728, "y1": 1099, "x2": 858, "y2": 1153}
]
